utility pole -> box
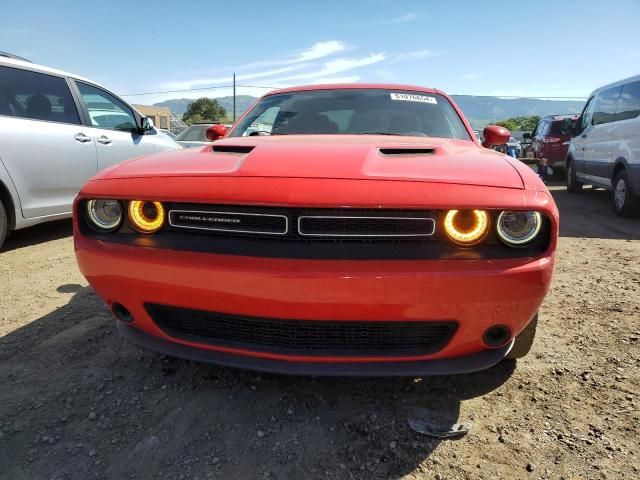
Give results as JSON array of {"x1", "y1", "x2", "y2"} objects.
[{"x1": 233, "y1": 73, "x2": 236, "y2": 122}]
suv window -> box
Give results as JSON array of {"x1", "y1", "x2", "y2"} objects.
[
  {"x1": 537, "y1": 120, "x2": 549, "y2": 136},
  {"x1": 616, "y1": 80, "x2": 640, "y2": 122},
  {"x1": 175, "y1": 125, "x2": 210, "y2": 141},
  {"x1": 0, "y1": 66, "x2": 80, "y2": 124},
  {"x1": 592, "y1": 86, "x2": 622, "y2": 126},
  {"x1": 549, "y1": 120, "x2": 564, "y2": 136},
  {"x1": 581, "y1": 97, "x2": 595, "y2": 130},
  {"x1": 76, "y1": 82, "x2": 137, "y2": 132}
]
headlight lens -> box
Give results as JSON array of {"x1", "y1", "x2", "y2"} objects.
[
  {"x1": 443, "y1": 209, "x2": 489, "y2": 246},
  {"x1": 85, "y1": 199, "x2": 122, "y2": 232},
  {"x1": 497, "y1": 211, "x2": 542, "y2": 246},
  {"x1": 128, "y1": 200, "x2": 165, "y2": 233}
]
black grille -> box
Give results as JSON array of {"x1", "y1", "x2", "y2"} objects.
[
  {"x1": 169, "y1": 210, "x2": 287, "y2": 235},
  {"x1": 299, "y1": 216, "x2": 435, "y2": 237},
  {"x1": 146, "y1": 304, "x2": 457, "y2": 356}
]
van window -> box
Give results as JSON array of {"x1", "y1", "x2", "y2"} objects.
[
  {"x1": 77, "y1": 82, "x2": 137, "y2": 132},
  {"x1": 581, "y1": 97, "x2": 595, "y2": 130},
  {"x1": 0, "y1": 66, "x2": 80, "y2": 124},
  {"x1": 616, "y1": 80, "x2": 640, "y2": 121},
  {"x1": 592, "y1": 86, "x2": 622, "y2": 126}
]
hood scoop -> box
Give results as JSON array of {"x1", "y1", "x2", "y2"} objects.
[
  {"x1": 379, "y1": 147, "x2": 435, "y2": 156},
  {"x1": 212, "y1": 145, "x2": 255, "y2": 154}
]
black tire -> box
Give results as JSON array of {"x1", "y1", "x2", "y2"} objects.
[
  {"x1": 612, "y1": 170, "x2": 640, "y2": 217},
  {"x1": 0, "y1": 199, "x2": 7, "y2": 250},
  {"x1": 506, "y1": 314, "x2": 537, "y2": 359},
  {"x1": 566, "y1": 160, "x2": 583, "y2": 193}
]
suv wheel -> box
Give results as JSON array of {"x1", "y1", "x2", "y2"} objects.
[
  {"x1": 613, "y1": 170, "x2": 640, "y2": 217},
  {"x1": 506, "y1": 314, "x2": 537, "y2": 359},
  {"x1": 0, "y1": 199, "x2": 7, "y2": 250},
  {"x1": 566, "y1": 160, "x2": 583, "y2": 193}
]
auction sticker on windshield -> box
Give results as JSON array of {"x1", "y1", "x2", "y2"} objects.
[{"x1": 390, "y1": 93, "x2": 438, "y2": 104}]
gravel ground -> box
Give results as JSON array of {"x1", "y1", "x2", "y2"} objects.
[{"x1": 0, "y1": 185, "x2": 638, "y2": 480}]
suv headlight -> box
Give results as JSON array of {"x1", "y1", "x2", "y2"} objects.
[
  {"x1": 497, "y1": 211, "x2": 542, "y2": 246},
  {"x1": 85, "y1": 199, "x2": 123, "y2": 232}
]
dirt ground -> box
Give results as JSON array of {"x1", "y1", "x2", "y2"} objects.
[{"x1": 0, "y1": 185, "x2": 638, "y2": 480}]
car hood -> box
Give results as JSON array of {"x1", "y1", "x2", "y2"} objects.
[{"x1": 101, "y1": 135, "x2": 525, "y2": 189}]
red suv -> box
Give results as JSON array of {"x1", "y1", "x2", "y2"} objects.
[{"x1": 526, "y1": 114, "x2": 579, "y2": 169}]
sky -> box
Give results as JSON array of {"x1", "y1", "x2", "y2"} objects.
[{"x1": 2, "y1": 0, "x2": 640, "y2": 105}]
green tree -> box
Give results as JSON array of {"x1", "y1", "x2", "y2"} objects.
[
  {"x1": 182, "y1": 98, "x2": 227, "y2": 125},
  {"x1": 496, "y1": 115, "x2": 541, "y2": 132}
]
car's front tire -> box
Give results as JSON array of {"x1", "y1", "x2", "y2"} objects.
[
  {"x1": 566, "y1": 160, "x2": 583, "y2": 193},
  {"x1": 613, "y1": 170, "x2": 640, "y2": 217},
  {"x1": 506, "y1": 314, "x2": 537, "y2": 359},
  {"x1": 0, "y1": 199, "x2": 7, "y2": 250}
]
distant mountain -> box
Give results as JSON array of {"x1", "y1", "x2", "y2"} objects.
[
  {"x1": 153, "y1": 96, "x2": 257, "y2": 119},
  {"x1": 450, "y1": 96, "x2": 585, "y2": 129},
  {"x1": 154, "y1": 94, "x2": 585, "y2": 128}
]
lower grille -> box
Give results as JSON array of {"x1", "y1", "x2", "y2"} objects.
[{"x1": 146, "y1": 304, "x2": 457, "y2": 357}]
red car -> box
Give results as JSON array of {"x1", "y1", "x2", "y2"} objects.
[
  {"x1": 526, "y1": 114, "x2": 579, "y2": 168},
  {"x1": 74, "y1": 84, "x2": 558, "y2": 376}
]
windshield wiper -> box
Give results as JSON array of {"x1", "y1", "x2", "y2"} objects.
[{"x1": 353, "y1": 132, "x2": 406, "y2": 136}]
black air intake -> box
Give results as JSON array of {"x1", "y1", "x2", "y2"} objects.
[
  {"x1": 146, "y1": 303, "x2": 457, "y2": 356},
  {"x1": 379, "y1": 147, "x2": 435, "y2": 155},
  {"x1": 212, "y1": 145, "x2": 255, "y2": 154}
]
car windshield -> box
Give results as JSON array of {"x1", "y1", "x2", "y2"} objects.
[
  {"x1": 229, "y1": 89, "x2": 472, "y2": 140},
  {"x1": 175, "y1": 125, "x2": 209, "y2": 141}
]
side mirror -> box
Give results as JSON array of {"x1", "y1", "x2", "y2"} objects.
[
  {"x1": 482, "y1": 125, "x2": 510, "y2": 148},
  {"x1": 206, "y1": 124, "x2": 229, "y2": 141},
  {"x1": 140, "y1": 117, "x2": 153, "y2": 132},
  {"x1": 522, "y1": 132, "x2": 531, "y2": 140}
]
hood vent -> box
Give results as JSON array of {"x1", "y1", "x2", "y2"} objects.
[
  {"x1": 212, "y1": 145, "x2": 255, "y2": 154},
  {"x1": 379, "y1": 147, "x2": 435, "y2": 156}
]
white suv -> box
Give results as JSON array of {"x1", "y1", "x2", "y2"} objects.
[
  {"x1": 566, "y1": 74, "x2": 640, "y2": 216},
  {"x1": 0, "y1": 53, "x2": 181, "y2": 248}
]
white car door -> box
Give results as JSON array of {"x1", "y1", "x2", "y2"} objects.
[
  {"x1": 588, "y1": 86, "x2": 622, "y2": 187},
  {"x1": 0, "y1": 65, "x2": 97, "y2": 218},
  {"x1": 74, "y1": 81, "x2": 156, "y2": 171}
]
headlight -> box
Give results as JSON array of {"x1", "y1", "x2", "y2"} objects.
[
  {"x1": 496, "y1": 211, "x2": 542, "y2": 246},
  {"x1": 85, "y1": 199, "x2": 122, "y2": 232},
  {"x1": 128, "y1": 200, "x2": 165, "y2": 233},
  {"x1": 443, "y1": 209, "x2": 489, "y2": 246}
]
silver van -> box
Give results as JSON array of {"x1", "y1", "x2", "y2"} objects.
[
  {"x1": 566, "y1": 74, "x2": 640, "y2": 216},
  {"x1": 0, "y1": 53, "x2": 181, "y2": 248}
]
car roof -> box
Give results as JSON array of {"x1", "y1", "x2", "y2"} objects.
[
  {"x1": 265, "y1": 83, "x2": 440, "y2": 96},
  {"x1": 589, "y1": 74, "x2": 640, "y2": 97},
  {"x1": 543, "y1": 114, "x2": 580, "y2": 122},
  {"x1": 0, "y1": 55, "x2": 102, "y2": 87}
]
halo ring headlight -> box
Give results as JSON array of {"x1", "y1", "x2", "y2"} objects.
[
  {"x1": 443, "y1": 209, "x2": 490, "y2": 246},
  {"x1": 128, "y1": 200, "x2": 165, "y2": 233},
  {"x1": 85, "y1": 199, "x2": 122, "y2": 232},
  {"x1": 496, "y1": 211, "x2": 542, "y2": 246}
]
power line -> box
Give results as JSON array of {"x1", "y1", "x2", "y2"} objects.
[{"x1": 121, "y1": 84, "x2": 587, "y2": 100}]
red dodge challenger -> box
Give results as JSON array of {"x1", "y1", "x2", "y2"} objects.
[{"x1": 74, "y1": 84, "x2": 558, "y2": 376}]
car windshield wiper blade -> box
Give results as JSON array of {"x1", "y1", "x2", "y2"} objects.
[{"x1": 353, "y1": 132, "x2": 406, "y2": 136}]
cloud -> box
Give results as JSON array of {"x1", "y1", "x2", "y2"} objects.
[
  {"x1": 392, "y1": 49, "x2": 441, "y2": 63},
  {"x1": 160, "y1": 41, "x2": 349, "y2": 90},
  {"x1": 263, "y1": 53, "x2": 386, "y2": 85},
  {"x1": 296, "y1": 41, "x2": 347, "y2": 61},
  {"x1": 365, "y1": 13, "x2": 421, "y2": 25},
  {"x1": 463, "y1": 73, "x2": 479, "y2": 79}
]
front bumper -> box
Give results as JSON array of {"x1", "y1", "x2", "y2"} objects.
[
  {"x1": 75, "y1": 234, "x2": 553, "y2": 375},
  {"x1": 118, "y1": 321, "x2": 514, "y2": 376}
]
